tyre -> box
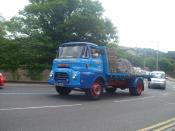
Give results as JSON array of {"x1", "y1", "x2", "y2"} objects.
[
  {"x1": 55, "y1": 86, "x2": 72, "y2": 96},
  {"x1": 105, "y1": 87, "x2": 116, "y2": 93},
  {"x1": 86, "y1": 80, "x2": 103, "y2": 100},
  {"x1": 129, "y1": 79, "x2": 143, "y2": 96},
  {"x1": 162, "y1": 86, "x2": 166, "y2": 90},
  {"x1": 148, "y1": 82, "x2": 151, "y2": 89}
]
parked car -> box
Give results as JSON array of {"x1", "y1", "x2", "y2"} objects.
[
  {"x1": 0, "y1": 73, "x2": 5, "y2": 87},
  {"x1": 148, "y1": 71, "x2": 166, "y2": 89}
]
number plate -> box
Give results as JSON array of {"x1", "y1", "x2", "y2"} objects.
[{"x1": 56, "y1": 83, "x2": 64, "y2": 87}]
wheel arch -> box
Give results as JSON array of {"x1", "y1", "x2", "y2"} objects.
[
  {"x1": 92, "y1": 76, "x2": 106, "y2": 88},
  {"x1": 131, "y1": 77, "x2": 144, "y2": 91},
  {"x1": 86, "y1": 75, "x2": 105, "y2": 100},
  {"x1": 129, "y1": 77, "x2": 144, "y2": 96}
]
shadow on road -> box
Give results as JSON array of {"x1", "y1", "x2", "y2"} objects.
[
  {"x1": 0, "y1": 87, "x2": 4, "y2": 89},
  {"x1": 48, "y1": 91, "x2": 145, "y2": 102}
]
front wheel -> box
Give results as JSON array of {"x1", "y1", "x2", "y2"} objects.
[
  {"x1": 148, "y1": 82, "x2": 151, "y2": 88},
  {"x1": 162, "y1": 86, "x2": 166, "y2": 90},
  {"x1": 148, "y1": 85, "x2": 151, "y2": 88},
  {"x1": 86, "y1": 80, "x2": 103, "y2": 100},
  {"x1": 55, "y1": 86, "x2": 72, "y2": 96}
]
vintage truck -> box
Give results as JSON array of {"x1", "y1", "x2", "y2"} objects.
[{"x1": 48, "y1": 42, "x2": 144, "y2": 99}]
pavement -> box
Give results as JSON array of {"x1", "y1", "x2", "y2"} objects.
[
  {"x1": 167, "y1": 76, "x2": 175, "y2": 82},
  {"x1": 0, "y1": 80, "x2": 175, "y2": 131}
]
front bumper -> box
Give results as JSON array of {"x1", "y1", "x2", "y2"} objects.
[
  {"x1": 48, "y1": 69, "x2": 98, "y2": 89},
  {"x1": 48, "y1": 69, "x2": 81, "y2": 88},
  {"x1": 149, "y1": 82, "x2": 166, "y2": 88}
]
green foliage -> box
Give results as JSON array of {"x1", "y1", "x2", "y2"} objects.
[
  {"x1": 0, "y1": 38, "x2": 54, "y2": 77},
  {"x1": 1, "y1": 0, "x2": 118, "y2": 80},
  {"x1": 0, "y1": 16, "x2": 6, "y2": 39},
  {"x1": 145, "y1": 57, "x2": 156, "y2": 70},
  {"x1": 9, "y1": 0, "x2": 118, "y2": 45},
  {"x1": 159, "y1": 57, "x2": 174, "y2": 72},
  {"x1": 1, "y1": 0, "x2": 175, "y2": 80},
  {"x1": 107, "y1": 43, "x2": 118, "y2": 48},
  {"x1": 115, "y1": 47, "x2": 143, "y2": 67},
  {"x1": 27, "y1": 69, "x2": 43, "y2": 80},
  {"x1": 5, "y1": 17, "x2": 26, "y2": 38},
  {"x1": 0, "y1": 40, "x2": 21, "y2": 71},
  {"x1": 115, "y1": 47, "x2": 175, "y2": 74}
]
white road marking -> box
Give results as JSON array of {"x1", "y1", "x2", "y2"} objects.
[
  {"x1": 113, "y1": 96, "x2": 155, "y2": 103},
  {"x1": 167, "y1": 102, "x2": 175, "y2": 105},
  {"x1": 0, "y1": 93, "x2": 55, "y2": 95},
  {"x1": 0, "y1": 104, "x2": 82, "y2": 111}
]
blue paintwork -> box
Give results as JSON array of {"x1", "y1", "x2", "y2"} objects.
[
  {"x1": 128, "y1": 77, "x2": 143, "y2": 88},
  {"x1": 48, "y1": 42, "x2": 144, "y2": 91}
]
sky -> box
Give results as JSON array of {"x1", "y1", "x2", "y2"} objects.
[{"x1": 0, "y1": 0, "x2": 175, "y2": 52}]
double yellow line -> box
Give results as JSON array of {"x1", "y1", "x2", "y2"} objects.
[{"x1": 138, "y1": 117, "x2": 175, "y2": 131}]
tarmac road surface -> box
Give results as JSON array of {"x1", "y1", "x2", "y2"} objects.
[{"x1": 0, "y1": 80, "x2": 175, "y2": 131}]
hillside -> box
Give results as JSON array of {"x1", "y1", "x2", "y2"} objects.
[
  {"x1": 119, "y1": 46, "x2": 166, "y2": 57},
  {"x1": 115, "y1": 46, "x2": 175, "y2": 76}
]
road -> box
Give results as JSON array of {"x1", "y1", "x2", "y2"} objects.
[{"x1": 0, "y1": 80, "x2": 175, "y2": 131}]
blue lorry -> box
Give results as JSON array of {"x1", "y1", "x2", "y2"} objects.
[{"x1": 48, "y1": 42, "x2": 144, "y2": 99}]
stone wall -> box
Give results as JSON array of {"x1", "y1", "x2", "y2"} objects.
[{"x1": 0, "y1": 69, "x2": 50, "y2": 82}]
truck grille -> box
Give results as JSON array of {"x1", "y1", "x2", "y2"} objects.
[{"x1": 54, "y1": 72, "x2": 69, "y2": 80}]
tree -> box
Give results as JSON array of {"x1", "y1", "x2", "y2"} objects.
[
  {"x1": 0, "y1": 16, "x2": 6, "y2": 39},
  {"x1": 1, "y1": 0, "x2": 119, "y2": 80},
  {"x1": 5, "y1": 17, "x2": 27, "y2": 39},
  {"x1": 159, "y1": 57, "x2": 174, "y2": 72},
  {"x1": 7, "y1": 0, "x2": 118, "y2": 45},
  {"x1": 144, "y1": 57, "x2": 156, "y2": 70}
]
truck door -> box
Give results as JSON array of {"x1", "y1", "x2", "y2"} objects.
[{"x1": 90, "y1": 46, "x2": 103, "y2": 73}]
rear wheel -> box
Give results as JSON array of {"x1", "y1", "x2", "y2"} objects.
[
  {"x1": 162, "y1": 86, "x2": 166, "y2": 90},
  {"x1": 55, "y1": 86, "x2": 72, "y2": 96},
  {"x1": 129, "y1": 79, "x2": 143, "y2": 96},
  {"x1": 86, "y1": 80, "x2": 103, "y2": 100},
  {"x1": 105, "y1": 87, "x2": 116, "y2": 93},
  {"x1": 148, "y1": 82, "x2": 151, "y2": 88}
]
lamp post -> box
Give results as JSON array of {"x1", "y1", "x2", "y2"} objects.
[{"x1": 156, "y1": 42, "x2": 159, "y2": 71}]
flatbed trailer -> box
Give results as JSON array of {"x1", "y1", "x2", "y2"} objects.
[{"x1": 48, "y1": 42, "x2": 144, "y2": 99}]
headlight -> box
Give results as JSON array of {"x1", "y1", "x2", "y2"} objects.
[
  {"x1": 72, "y1": 72, "x2": 77, "y2": 80},
  {"x1": 49, "y1": 71, "x2": 54, "y2": 78}
]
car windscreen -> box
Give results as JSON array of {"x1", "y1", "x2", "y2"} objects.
[
  {"x1": 58, "y1": 45, "x2": 88, "y2": 59},
  {"x1": 151, "y1": 72, "x2": 165, "y2": 79}
]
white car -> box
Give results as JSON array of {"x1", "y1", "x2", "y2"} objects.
[{"x1": 148, "y1": 71, "x2": 166, "y2": 89}]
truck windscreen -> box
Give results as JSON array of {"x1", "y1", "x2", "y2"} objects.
[{"x1": 58, "y1": 45, "x2": 88, "y2": 58}]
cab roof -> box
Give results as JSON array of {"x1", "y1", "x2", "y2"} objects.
[{"x1": 60, "y1": 42, "x2": 98, "y2": 47}]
